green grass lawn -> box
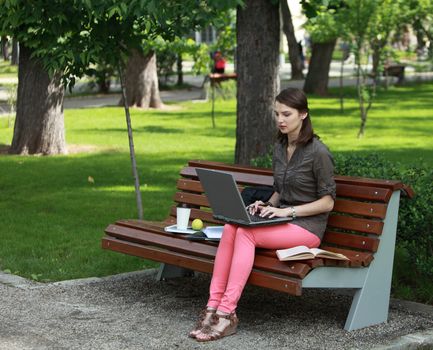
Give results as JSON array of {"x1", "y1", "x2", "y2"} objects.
[
  {"x1": 0, "y1": 59, "x2": 18, "y2": 78},
  {"x1": 0, "y1": 82, "x2": 432, "y2": 283}
]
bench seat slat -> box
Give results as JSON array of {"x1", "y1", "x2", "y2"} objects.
[
  {"x1": 112, "y1": 221, "x2": 364, "y2": 270},
  {"x1": 106, "y1": 224, "x2": 217, "y2": 258},
  {"x1": 106, "y1": 222, "x2": 310, "y2": 279},
  {"x1": 102, "y1": 236, "x2": 301, "y2": 296},
  {"x1": 318, "y1": 245, "x2": 374, "y2": 267},
  {"x1": 257, "y1": 249, "x2": 325, "y2": 268}
]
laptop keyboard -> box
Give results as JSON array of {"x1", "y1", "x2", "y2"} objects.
[{"x1": 248, "y1": 213, "x2": 280, "y2": 222}]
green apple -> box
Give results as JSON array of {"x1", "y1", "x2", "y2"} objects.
[{"x1": 191, "y1": 218, "x2": 204, "y2": 231}]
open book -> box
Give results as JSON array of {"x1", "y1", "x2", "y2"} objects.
[{"x1": 276, "y1": 245, "x2": 349, "y2": 261}]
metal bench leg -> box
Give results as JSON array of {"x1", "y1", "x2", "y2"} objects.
[
  {"x1": 156, "y1": 263, "x2": 195, "y2": 281},
  {"x1": 344, "y1": 191, "x2": 401, "y2": 331}
]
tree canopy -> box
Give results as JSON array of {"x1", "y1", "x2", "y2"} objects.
[{"x1": 0, "y1": 0, "x2": 242, "y2": 86}]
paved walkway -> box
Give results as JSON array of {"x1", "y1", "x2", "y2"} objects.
[
  {"x1": 2, "y1": 61, "x2": 432, "y2": 115},
  {"x1": 1, "y1": 269, "x2": 433, "y2": 350}
]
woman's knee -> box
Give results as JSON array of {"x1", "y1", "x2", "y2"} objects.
[{"x1": 235, "y1": 227, "x2": 256, "y2": 245}]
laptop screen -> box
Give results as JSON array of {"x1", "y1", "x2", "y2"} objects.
[{"x1": 196, "y1": 168, "x2": 250, "y2": 222}]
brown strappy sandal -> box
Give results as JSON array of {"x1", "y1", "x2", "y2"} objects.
[
  {"x1": 195, "y1": 312, "x2": 238, "y2": 342},
  {"x1": 188, "y1": 308, "x2": 216, "y2": 338}
]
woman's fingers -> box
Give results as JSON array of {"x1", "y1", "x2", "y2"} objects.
[
  {"x1": 260, "y1": 207, "x2": 284, "y2": 218},
  {"x1": 250, "y1": 201, "x2": 264, "y2": 215},
  {"x1": 259, "y1": 206, "x2": 271, "y2": 217}
]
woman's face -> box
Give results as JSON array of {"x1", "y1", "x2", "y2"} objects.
[{"x1": 274, "y1": 101, "x2": 307, "y2": 137}]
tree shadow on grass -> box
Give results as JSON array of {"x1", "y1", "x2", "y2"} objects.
[
  {"x1": 0, "y1": 143, "x2": 10, "y2": 154},
  {"x1": 136, "y1": 109, "x2": 236, "y2": 119},
  {"x1": 87, "y1": 126, "x2": 184, "y2": 134}
]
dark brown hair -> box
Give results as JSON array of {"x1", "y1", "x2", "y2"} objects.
[{"x1": 275, "y1": 87, "x2": 316, "y2": 146}]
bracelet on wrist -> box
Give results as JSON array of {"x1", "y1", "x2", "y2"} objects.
[
  {"x1": 289, "y1": 206, "x2": 297, "y2": 219},
  {"x1": 263, "y1": 201, "x2": 273, "y2": 207}
]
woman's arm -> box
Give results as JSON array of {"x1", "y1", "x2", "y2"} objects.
[
  {"x1": 266, "y1": 192, "x2": 280, "y2": 207},
  {"x1": 259, "y1": 195, "x2": 334, "y2": 218}
]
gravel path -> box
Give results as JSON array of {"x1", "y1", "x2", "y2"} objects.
[{"x1": 1, "y1": 270, "x2": 433, "y2": 350}]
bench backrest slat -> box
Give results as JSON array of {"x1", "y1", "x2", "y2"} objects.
[
  {"x1": 174, "y1": 179, "x2": 387, "y2": 219},
  {"x1": 332, "y1": 199, "x2": 387, "y2": 219},
  {"x1": 336, "y1": 183, "x2": 392, "y2": 202},
  {"x1": 179, "y1": 172, "x2": 394, "y2": 203},
  {"x1": 169, "y1": 206, "x2": 221, "y2": 224},
  {"x1": 322, "y1": 230, "x2": 379, "y2": 252},
  {"x1": 327, "y1": 214, "x2": 384, "y2": 235},
  {"x1": 174, "y1": 192, "x2": 209, "y2": 207},
  {"x1": 181, "y1": 167, "x2": 274, "y2": 187},
  {"x1": 189, "y1": 160, "x2": 412, "y2": 195}
]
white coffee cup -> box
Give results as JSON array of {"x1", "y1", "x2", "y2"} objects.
[{"x1": 176, "y1": 207, "x2": 191, "y2": 230}]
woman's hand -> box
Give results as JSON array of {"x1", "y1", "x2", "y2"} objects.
[
  {"x1": 247, "y1": 200, "x2": 265, "y2": 215},
  {"x1": 259, "y1": 206, "x2": 289, "y2": 218}
]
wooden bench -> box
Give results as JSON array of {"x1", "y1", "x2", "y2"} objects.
[
  {"x1": 102, "y1": 160, "x2": 413, "y2": 331},
  {"x1": 383, "y1": 64, "x2": 405, "y2": 84},
  {"x1": 207, "y1": 73, "x2": 237, "y2": 128}
]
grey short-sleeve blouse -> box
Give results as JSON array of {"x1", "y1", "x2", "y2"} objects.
[{"x1": 272, "y1": 137, "x2": 336, "y2": 239}]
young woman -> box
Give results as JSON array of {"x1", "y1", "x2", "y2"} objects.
[{"x1": 189, "y1": 87, "x2": 336, "y2": 342}]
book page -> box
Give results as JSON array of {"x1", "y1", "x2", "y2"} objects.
[
  {"x1": 278, "y1": 245, "x2": 310, "y2": 256},
  {"x1": 310, "y1": 248, "x2": 349, "y2": 260},
  {"x1": 202, "y1": 226, "x2": 224, "y2": 239},
  {"x1": 276, "y1": 245, "x2": 313, "y2": 260}
]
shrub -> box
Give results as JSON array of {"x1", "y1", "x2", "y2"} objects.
[
  {"x1": 333, "y1": 153, "x2": 433, "y2": 280},
  {"x1": 253, "y1": 152, "x2": 433, "y2": 303}
]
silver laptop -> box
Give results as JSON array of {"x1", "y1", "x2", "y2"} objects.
[{"x1": 196, "y1": 168, "x2": 292, "y2": 227}]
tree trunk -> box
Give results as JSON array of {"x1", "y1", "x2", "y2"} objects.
[
  {"x1": 10, "y1": 45, "x2": 66, "y2": 155},
  {"x1": 118, "y1": 64, "x2": 144, "y2": 220},
  {"x1": 371, "y1": 45, "x2": 381, "y2": 79},
  {"x1": 97, "y1": 69, "x2": 111, "y2": 94},
  {"x1": 280, "y1": 0, "x2": 303, "y2": 80},
  {"x1": 339, "y1": 54, "x2": 344, "y2": 113},
  {"x1": 11, "y1": 39, "x2": 19, "y2": 65},
  {"x1": 235, "y1": 0, "x2": 280, "y2": 165},
  {"x1": 1, "y1": 36, "x2": 9, "y2": 61},
  {"x1": 303, "y1": 39, "x2": 336, "y2": 96},
  {"x1": 413, "y1": 20, "x2": 426, "y2": 52},
  {"x1": 119, "y1": 50, "x2": 163, "y2": 108},
  {"x1": 176, "y1": 54, "x2": 183, "y2": 86}
]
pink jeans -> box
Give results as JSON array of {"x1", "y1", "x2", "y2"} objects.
[{"x1": 207, "y1": 223, "x2": 320, "y2": 313}]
